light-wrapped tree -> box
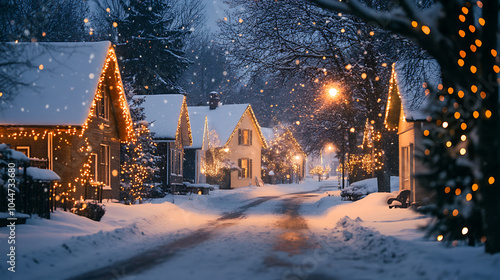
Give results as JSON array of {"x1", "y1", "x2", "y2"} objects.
[{"x1": 312, "y1": 0, "x2": 500, "y2": 252}]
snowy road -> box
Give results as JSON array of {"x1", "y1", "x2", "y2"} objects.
[
  {"x1": 68, "y1": 186, "x2": 337, "y2": 280},
  {"x1": 4, "y1": 179, "x2": 499, "y2": 280}
]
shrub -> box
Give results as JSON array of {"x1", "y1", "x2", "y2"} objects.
[{"x1": 73, "y1": 202, "x2": 106, "y2": 221}]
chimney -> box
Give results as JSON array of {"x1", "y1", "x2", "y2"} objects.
[{"x1": 209, "y1": 91, "x2": 220, "y2": 110}]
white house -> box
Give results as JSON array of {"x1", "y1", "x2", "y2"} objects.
[
  {"x1": 384, "y1": 60, "x2": 440, "y2": 205},
  {"x1": 187, "y1": 93, "x2": 267, "y2": 189}
]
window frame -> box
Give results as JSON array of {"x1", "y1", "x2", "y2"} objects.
[
  {"x1": 170, "y1": 149, "x2": 183, "y2": 175},
  {"x1": 16, "y1": 146, "x2": 30, "y2": 157},
  {"x1": 99, "y1": 145, "x2": 110, "y2": 186},
  {"x1": 238, "y1": 129, "x2": 252, "y2": 146},
  {"x1": 238, "y1": 158, "x2": 253, "y2": 179},
  {"x1": 89, "y1": 153, "x2": 98, "y2": 183},
  {"x1": 96, "y1": 83, "x2": 110, "y2": 120}
]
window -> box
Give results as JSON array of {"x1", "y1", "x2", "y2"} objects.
[
  {"x1": 99, "y1": 145, "x2": 110, "y2": 186},
  {"x1": 16, "y1": 146, "x2": 30, "y2": 157},
  {"x1": 96, "y1": 84, "x2": 110, "y2": 120},
  {"x1": 89, "y1": 153, "x2": 98, "y2": 182},
  {"x1": 238, "y1": 129, "x2": 252, "y2": 146},
  {"x1": 171, "y1": 149, "x2": 182, "y2": 175},
  {"x1": 238, "y1": 158, "x2": 252, "y2": 179}
]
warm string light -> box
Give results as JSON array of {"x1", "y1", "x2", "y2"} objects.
[
  {"x1": 262, "y1": 127, "x2": 306, "y2": 182},
  {"x1": 80, "y1": 47, "x2": 134, "y2": 141},
  {"x1": 225, "y1": 105, "x2": 268, "y2": 149},
  {"x1": 383, "y1": 64, "x2": 400, "y2": 131},
  {"x1": 0, "y1": 46, "x2": 135, "y2": 205}
]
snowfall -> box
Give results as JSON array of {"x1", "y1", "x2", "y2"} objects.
[{"x1": 1, "y1": 177, "x2": 499, "y2": 280}]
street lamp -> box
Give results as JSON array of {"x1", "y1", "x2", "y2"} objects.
[
  {"x1": 326, "y1": 86, "x2": 350, "y2": 189},
  {"x1": 328, "y1": 87, "x2": 338, "y2": 98}
]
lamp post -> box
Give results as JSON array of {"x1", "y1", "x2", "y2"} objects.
[{"x1": 327, "y1": 86, "x2": 351, "y2": 189}]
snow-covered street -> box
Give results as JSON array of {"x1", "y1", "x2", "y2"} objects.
[{"x1": 1, "y1": 178, "x2": 499, "y2": 280}]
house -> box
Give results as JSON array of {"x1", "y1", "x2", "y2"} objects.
[
  {"x1": 187, "y1": 93, "x2": 267, "y2": 189},
  {"x1": 183, "y1": 111, "x2": 208, "y2": 184},
  {"x1": 383, "y1": 60, "x2": 440, "y2": 205},
  {"x1": 261, "y1": 126, "x2": 306, "y2": 184},
  {"x1": 136, "y1": 94, "x2": 192, "y2": 190},
  {"x1": 0, "y1": 41, "x2": 135, "y2": 202}
]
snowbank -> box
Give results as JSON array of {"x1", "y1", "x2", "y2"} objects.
[{"x1": 0, "y1": 201, "x2": 214, "y2": 280}]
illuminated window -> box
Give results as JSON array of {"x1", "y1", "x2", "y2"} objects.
[
  {"x1": 99, "y1": 145, "x2": 110, "y2": 186},
  {"x1": 238, "y1": 129, "x2": 252, "y2": 145},
  {"x1": 238, "y1": 158, "x2": 252, "y2": 179},
  {"x1": 96, "y1": 83, "x2": 110, "y2": 120}
]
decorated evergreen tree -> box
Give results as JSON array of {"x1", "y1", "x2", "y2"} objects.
[
  {"x1": 204, "y1": 130, "x2": 233, "y2": 188},
  {"x1": 120, "y1": 94, "x2": 161, "y2": 204},
  {"x1": 261, "y1": 128, "x2": 303, "y2": 184}
]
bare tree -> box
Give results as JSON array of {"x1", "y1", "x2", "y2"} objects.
[
  {"x1": 0, "y1": 0, "x2": 88, "y2": 42},
  {"x1": 312, "y1": 0, "x2": 500, "y2": 253},
  {"x1": 0, "y1": 0, "x2": 88, "y2": 108},
  {"x1": 218, "y1": 0, "x2": 417, "y2": 185}
]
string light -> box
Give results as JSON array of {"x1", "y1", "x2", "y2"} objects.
[{"x1": 0, "y1": 45, "x2": 135, "y2": 205}]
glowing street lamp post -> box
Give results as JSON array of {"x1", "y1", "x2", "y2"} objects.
[{"x1": 328, "y1": 86, "x2": 349, "y2": 189}]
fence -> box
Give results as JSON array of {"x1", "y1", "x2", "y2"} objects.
[{"x1": 0, "y1": 160, "x2": 59, "y2": 219}]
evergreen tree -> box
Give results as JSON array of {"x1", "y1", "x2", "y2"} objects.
[
  {"x1": 101, "y1": 0, "x2": 203, "y2": 95},
  {"x1": 120, "y1": 94, "x2": 161, "y2": 204}
]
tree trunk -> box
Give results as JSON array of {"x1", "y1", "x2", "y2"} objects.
[
  {"x1": 478, "y1": 0, "x2": 500, "y2": 254},
  {"x1": 377, "y1": 170, "x2": 391, "y2": 193},
  {"x1": 378, "y1": 129, "x2": 392, "y2": 192}
]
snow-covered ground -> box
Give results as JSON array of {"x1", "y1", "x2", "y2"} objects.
[{"x1": 1, "y1": 177, "x2": 499, "y2": 280}]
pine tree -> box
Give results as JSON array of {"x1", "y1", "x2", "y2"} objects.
[
  {"x1": 111, "y1": 0, "x2": 192, "y2": 95},
  {"x1": 120, "y1": 94, "x2": 161, "y2": 204}
]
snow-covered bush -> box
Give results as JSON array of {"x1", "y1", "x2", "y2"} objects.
[
  {"x1": 72, "y1": 202, "x2": 105, "y2": 222},
  {"x1": 341, "y1": 177, "x2": 398, "y2": 201}
]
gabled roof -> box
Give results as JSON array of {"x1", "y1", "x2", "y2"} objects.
[
  {"x1": 1, "y1": 41, "x2": 108, "y2": 125},
  {"x1": 384, "y1": 60, "x2": 441, "y2": 130},
  {"x1": 0, "y1": 41, "x2": 134, "y2": 141},
  {"x1": 261, "y1": 127, "x2": 276, "y2": 144},
  {"x1": 187, "y1": 112, "x2": 207, "y2": 149},
  {"x1": 188, "y1": 104, "x2": 267, "y2": 149},
  {"x1": 137, "y1": 94, "x2": 192, "y2": 145}
]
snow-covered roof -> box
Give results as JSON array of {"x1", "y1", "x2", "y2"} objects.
[
  {"x1": 261, "y1": 127, "x2": 276, "y2": 144},
  {"x1": 384, "y1": 60, "x2": 441, "y2": 130},
  {"x1": 26, "y1": 167, "x2": 61, "y2": 181},
  {"x1": 188, "y1": 104, "x2": 267, "y2": 148},
  {"x1": 394, "y1": 59, "x2": 441, "y2": 121},
  {"x1": 187, "y1": 111, "x2": 207, "y2": 149},
  {"x1": 136, "y1": 94, "x2": 192, "y2": 143},
  {"x1": 0, "y1": 143, "x2": 29, "y2": 161},
  {"x1": 0, "y1": 41, "x2": 112, "y2": 126},
  {"x1": 261, "y1": 126, "x2": 306, "y2": 157}
]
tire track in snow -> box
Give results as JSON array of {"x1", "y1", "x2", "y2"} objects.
[
  {"x1": 67, "y1": 186, "x2": 336, "y2": 280},
  {"x1": 67, "y1": 196, "x2": 278, "y2": 280}
]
